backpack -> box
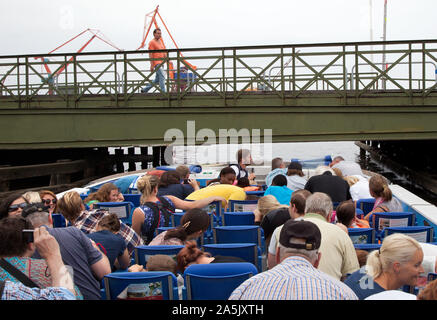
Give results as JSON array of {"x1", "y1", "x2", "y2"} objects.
[{"x1": 143, "y1": 196, "x2": 175, "y2": 244}]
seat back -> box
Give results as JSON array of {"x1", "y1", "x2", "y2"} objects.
[
  {"x1": 428, "y1": 272, "x2": 437, "y2": 282},
  {"x1": 348, "y1": 228, "x2": 376, "y2": 244},
  {"x1": 122, "y1": 194, "x2": 141, "y2": 208},
  {"x1": 355, "y1": 208, "x2": 364, "y2": 220},
  {"x1": 202, "y1": 243, "x2": 263, "y2": 272},
  {"x1": 383, "y1": 226, "x2": 434, "y2": 243},
  {"x1": 222, "y1": 212, "x2": 255, "y2": 226},
  {"x1": 356, "y1": 198, "x2": 376, "y2": 215},
  {"x1": 52, "y1": 213, "x2": 67, "y2": 228},
  {"x1": 354, "y1": 243, "x2": 381, "y2": 252},
  {"x1": 371, "y1": 212, "x2": 415, "y2": 232},
  {"x1": 134, "y1": 245, "x2": 184, "y2": 267},
  {"x1": 228, "y1": 200, "x2": 258, "y2": 212},
  {"x1": 103, "y1": 271, "x2": 178, "y2": 300},
  {"x1": 183, "y1": 262, "x2": 257, "y2": 300},
  {"x1": 245, "y1": 190, "x2": 265, "y2": 197},
  {"x1": 213, "y1": 225, "x2": 262, "y2": 248},
  {"x1": 94, "y1": 201, "x2": 134, "y2": 224}
]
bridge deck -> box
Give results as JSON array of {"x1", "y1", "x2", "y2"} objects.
[{"x1": 1, "y1": 39, "x2": 437, "y2": 149}]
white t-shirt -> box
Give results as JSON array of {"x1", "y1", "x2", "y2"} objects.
[
  {"x1": 349, "y1": 175, "x2": 372, "y2": 201},
  {"x1": 365, "y1": 290, "x2": 417, "y2": 300}
]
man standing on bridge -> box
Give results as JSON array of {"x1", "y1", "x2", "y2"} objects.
[{"x1": 141, "y1": 28, "x2": 167, "y2": 93}]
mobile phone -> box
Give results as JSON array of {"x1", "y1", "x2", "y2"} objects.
[{"x1": 22, "y1": 229, "x2": 34, "y2": 243}]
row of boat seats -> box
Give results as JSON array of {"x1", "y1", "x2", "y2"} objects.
[{"x1": 102, "y1": 261, "x2": 259, "y2": 300}]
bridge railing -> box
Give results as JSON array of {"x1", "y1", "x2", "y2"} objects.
[{"x1": 1, "y1": 39, "x2": 437, "y2": 107}]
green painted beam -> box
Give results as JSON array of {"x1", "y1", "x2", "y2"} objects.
[{"x1": 1, "y1": 92, "x2": 437, "y2": 149}]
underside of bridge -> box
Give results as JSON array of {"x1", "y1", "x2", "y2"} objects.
[{"x1": 1, "y1": 90, "x2": 437, "y2": 149}]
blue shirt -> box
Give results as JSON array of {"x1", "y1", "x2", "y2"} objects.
[
  {"x1": 343, "y1": 267, "x2": 385, "y2": 300},
  {"x1": 157, "y1": 183, "x2": 194, "y2": 200},
  {"x1": 87, "y1": 230, "x2": 127, "y2": 270},
  {"x1": 264, "y1": 185, "x2": 293, "y2": 205}
]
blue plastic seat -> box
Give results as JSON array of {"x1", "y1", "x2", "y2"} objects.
[
  {"x1": 356, "y1": 198, "x2": 375, "y2": 215},
  {"x1": 228, "y1": 200, "x2": 258, "y2": 212},
  {"x1": 182, "y1": 262, "x2": 258, "y2": 300},
  {"x1": 122, "y1": 194, "x2": 141, "y2": 208},
  {"x1": 370, "y1": 212, "x2": 415, "y2": 240},
  {"x1": 203, "y1": 243, "x2": 265, "y2": 272},
  {"x1": 355, "y1": 208, "x2": 364, "y2": 219},
  {"x1": 428, "y1": 272, "x2": 437, "y2": 282},
  {"x1": 171, "y1": 211, "x2": 214, "y2": 244},
  {"x1": 354, "y1": 243, "x2": 381, "y2": 252},
  {"x1": 382, "y1": 226, "x2": 434, "y2": 243},
  {"x1": 134, "y1": 245, "x2": 184, "y2": 267},
  {"x1": 213, "y1": 225, "x2": 265, "y2": 254},
  {"x1": 222, "y1": 211, "x2": 255, "y2": 226},
  {"x1": 245, "y1": 190, "x2": 265, "y2": 197},
  {"x1": 348, "y1": 228, "x2": 376, "y2": 244},
  {"x1": 94, "y1": 201, "x2": 135, "y2": 225},
  {"x1": 52, "y1": 213, "x2": 67, "y2": 228},
  {"x1": 103, "y1": 271, "x2": 178, "y2": 300}
]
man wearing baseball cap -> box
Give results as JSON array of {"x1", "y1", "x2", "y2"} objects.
[{"x1": 229, "y1": 219, "x2": 358, "y2": 300}]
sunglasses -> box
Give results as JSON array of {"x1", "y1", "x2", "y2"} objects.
[
  {"x1": 8, "y1": 202, "x2": 28, "y2": 212},
  {"x1": 43, "y1": 198, "x2": 57, "y2": 205}
]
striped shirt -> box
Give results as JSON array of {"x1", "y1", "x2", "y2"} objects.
[
  {"x1": 1, "y1": 281, "x2": 76, "y2": 300},
  {"x1": 73, "y1": 209, "x2": 143, "y2": 255},
  {"x1": 228, "y1": 256, "x2": 358, "y2": 300}
]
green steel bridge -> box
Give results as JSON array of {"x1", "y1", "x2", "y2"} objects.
[{"x1": 1, "y1": 39, "x2": 437, "y2": 149}]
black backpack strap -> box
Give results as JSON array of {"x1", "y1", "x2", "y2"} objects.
[
  {"x1": 0, "y1": 258, "x2": 40, "y2": 288},
  {"x1": 0, "y1": 279, "x2": 6, "y2": 298},
  {"x1": 157, "y1": 196, "x2": 175, "y2": 213}
]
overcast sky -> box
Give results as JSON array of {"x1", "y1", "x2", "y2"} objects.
[{"x1": 1, "y1": 0, "x2": 436, "y2": 56}]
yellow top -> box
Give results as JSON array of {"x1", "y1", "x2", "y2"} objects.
[{"x1": 185, "y1": 184, "x2": 246, "y2": 206}]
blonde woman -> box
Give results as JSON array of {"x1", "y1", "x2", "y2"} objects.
[
  {"x1": 344, "y1": 233, "x2": 424, "y2": 299},
  {"x1": 253, "y1": 195, "x2": 288, "y2": 225},
  {"x1": 131, "y1": 175, "x2": 226, "y2": 244}
]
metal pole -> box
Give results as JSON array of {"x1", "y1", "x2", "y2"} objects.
[
  {"x1": 382, "y1": 0, "x2": 387, "y2": 89},
  {"x1": 369, "y1": 0, "x2": 374, "y2": 66}
]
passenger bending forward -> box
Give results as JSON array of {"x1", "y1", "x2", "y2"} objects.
[{"x1": 229, "y1": 220, "x2": 358, "y2": 300}]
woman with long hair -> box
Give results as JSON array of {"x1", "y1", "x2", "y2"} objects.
[
  {"x1": 364, "y1": 174, "x2": 403, "y2": 221},
  {"x1": 84, "y1": 183, "x2": 120, "y2": 209},
  {"x1": 149, "y1": 208, "x2": 210, "y2": 245},
  {"x1": 176, "y1": 241, "x2": 245, "y2": 272}
]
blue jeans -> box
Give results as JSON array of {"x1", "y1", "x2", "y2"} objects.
[{"x1": 142, "y1": 65, "x2": 166, "y2": 93}]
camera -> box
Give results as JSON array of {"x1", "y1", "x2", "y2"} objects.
[{"x1": 22, "y1": 229, "x2": 34, "y2": 243}]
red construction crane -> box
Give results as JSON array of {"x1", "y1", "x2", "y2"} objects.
[
  {"x1": 35, "y1": 28, "x2": 122, "y2": 82},
  {"x1": 137, "y1": 5, "x2": 197, "y2": 79}
]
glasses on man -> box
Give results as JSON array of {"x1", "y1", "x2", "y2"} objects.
[
  {"x1": 8, "y1": 202, "x2": 28, "y2": 212},
  {"x1": 43, "y1": 198, "x2": 57, "y2": 205}
]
